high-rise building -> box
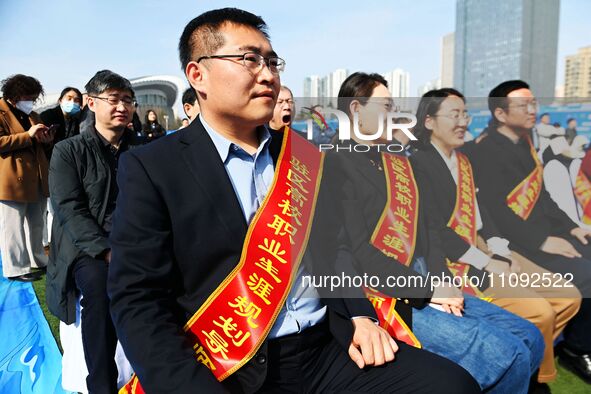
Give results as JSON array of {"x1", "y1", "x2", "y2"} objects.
[
  {"x1": 418, "y1": 78, "x2": 442, "y2": 96},
  {"x1": 327, "y1": 69, "x2": 349, "y2": 97},
  {"x1": 303, "y1": 75, "x2": 321, "y2": 98},
  {"x1": 454, "y1": 0, "x2": 560, "y2": 98},
  {"x1": 564, "y1": 46, "x2": 591, "y2": 98},
  {"x1": 303, "y1": 69, "x2": 349, "y2": 100},
  {"x1": 441, "y1": 33, "x2": 455, "y2": 87},
  {"x1": 383, "y1": 69, "x2": 410, "y2": 98}
]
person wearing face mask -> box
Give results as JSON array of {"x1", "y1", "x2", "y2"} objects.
[
  {"x1": 40, "y1": 86, "x2": 83, "y2": 157},
  {"x1": 0, "y1": 74, "x2": 53, "y2": 282}
]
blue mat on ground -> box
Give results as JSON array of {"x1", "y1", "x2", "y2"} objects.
[{"x1": 0, "y1": 255, "x2": 71, "y2": 394}]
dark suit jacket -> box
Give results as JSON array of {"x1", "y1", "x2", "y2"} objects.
[
  {"x1": 107, "y1": 120, "x2": 375, "y2": 393},
  {"x1": 315, "y1": 146, "x2": 443, "y2": 328},
  {"x1": 467, "y1": 127, "x2": 577, "y2": 255}
]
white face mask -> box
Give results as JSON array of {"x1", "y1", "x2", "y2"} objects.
[{"x1": 15, "y1": 100, "x2": 35, "y2": 115}]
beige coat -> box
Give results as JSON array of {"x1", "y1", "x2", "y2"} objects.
[{"x1": 0, "y1": 98, "x2": 49, "y2": 202}]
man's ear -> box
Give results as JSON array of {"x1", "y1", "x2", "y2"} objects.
[
  {"x1": 186, "y1": 61, "x2": 206, "y2": 99},
  {"x1": 87, "y1": 97, "x2": 96, "y2": 113},
  {"x1": 494, "y1": 107, "x2": 507, "y2": 124},
  {"x1": 349, "y1": 100, "x2": 361, "y2": 115}
]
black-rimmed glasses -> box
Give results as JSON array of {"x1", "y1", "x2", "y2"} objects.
[{"x1": 197, "y1": 52, "x2": 286, "y2": 74}]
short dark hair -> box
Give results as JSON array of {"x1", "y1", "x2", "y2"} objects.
[
  {"x1": 1, "y1": 74, "x2": 44, "y2": 102},
  {"x1": 488, "y1": 80, "x2": 530, "y2": 125},
  {"x1": 539, "y1": 112, "x2": 550, "y2": 120},
  {"x1": 413, "y1": 88, "x2": 465, "y2": 147},
  {"x1": 182, "y1": 87, "x2": 197, "y2": 105},
  {"x1": 178, "y1": 8, "x2": 268, "y2": 72},
  {"x1": 58, "y1": 86, "x2": 83, "y2": 103},
  {"x1": 567, "y1": 118, "x2": 576, "y2": 124},
  {"x1": 84, "y1": 70, "x2": 134, "y2": 97},
  {"x1": 337, "y1": 72, "x2": 388, "y2": 114},
  {"x1": 280, "y1": 85, "x2": 293, "y2": 98}
]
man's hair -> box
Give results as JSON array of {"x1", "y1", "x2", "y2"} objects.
[
  {"x1": 84, "y1": 70, "x2": 134, "y2": 97},
  {"x1": 1, "y1": 74, "x2": 44, "y2": 102},
  {"x1": 539, "y1": 112, "x2": 550, "y2": 120},
  {"x1": 567, "y1": 117, "x2": 576, "y2": 124},
  {"x1": 182, "y1": 87, "x2": 197, "y2": 105},
  {"x1": 178, "y1": 8, "x2": 269, "y2": 72},
  {"x1": 487, "y1": 80, "x2": 530, "y2": 121},
  {"x1": 280, "y1": 85, "x2": 293, "y2": 98},
  {"x1": 337, "y1": 72, "x2": 388, "y2": 114}
]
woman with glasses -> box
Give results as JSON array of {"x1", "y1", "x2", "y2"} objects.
[
  {"x1": 0, "y1": 74, "x2": 52, "y2": 282},
  {"x1": 411, "y1": 88, "x2": 581, "y2": 391},
  {"x1": 321, "y1": 74, "x2": 545, "y2": 393}
]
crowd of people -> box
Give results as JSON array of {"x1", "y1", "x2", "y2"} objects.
[{"x1": 1, "y1": 6, "x2": 591, "y2": 394}]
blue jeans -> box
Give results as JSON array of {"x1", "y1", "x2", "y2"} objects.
[{"x1": 413, "y1": 296, "x2": 544, "y2": 393}]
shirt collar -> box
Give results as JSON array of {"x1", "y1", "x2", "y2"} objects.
[{"x1": 199, "y1": 115, "x2": 272, "y2": 163}]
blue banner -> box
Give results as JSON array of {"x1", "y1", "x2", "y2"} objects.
[{"x1": 0, "y1": 256, "x2": 71, "y2": 394}]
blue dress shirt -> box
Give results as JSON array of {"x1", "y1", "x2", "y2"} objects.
[{"x1": 200, "y1": 116, "x2": 326, "y2": 338}]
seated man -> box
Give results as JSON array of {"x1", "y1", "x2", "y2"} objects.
[
  {"x1": 47, "y1": 70, "x2": 141, "y2": 392},
  {"x1": 471, "y1": 79, "x2": 591, "y2": 383},
  {"x1": 107, "y1": 8, "x2": 479, "y2": 393}
]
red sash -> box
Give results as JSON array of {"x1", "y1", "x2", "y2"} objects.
[
  {"x1": 446, "y1": 153, "x2": 486, "y2": 298},
  {"x1": 369, "y1": 154, "x2": 421, "y2": 348},
  {"x1": 574, "y1": 168, "x2": 591, "y2": 225},
  {"x1": 120, "y1": 129, "x2": 324, "y2": 393},
  {"x1": 506, "y1": 137, "x2": 543, "y2": 220}
]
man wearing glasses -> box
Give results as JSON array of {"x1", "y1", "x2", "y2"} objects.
[
  {"x1": 470, "y1": 80, "x2": 591, "y2": 383},
  {"x1": 107, "y1": 7, "x2": 478, "y2": 394},
  {"x1": 47, "y1": 70, "x2": 141, "y2": 393}
]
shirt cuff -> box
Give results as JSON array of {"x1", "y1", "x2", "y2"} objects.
[
  {"x1": 351, "y1": 316, "x2": 379, "y2": 324},
  {"x1": 458, "y1": 246, "x2": 490, "y2": 270},
  {"x1": 486, "y1": 237, "x2": 511, "y2": 257}
]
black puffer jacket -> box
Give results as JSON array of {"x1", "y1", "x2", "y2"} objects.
[{"x1": 46, "y1": 122, "x2": 142, "y2": 323}]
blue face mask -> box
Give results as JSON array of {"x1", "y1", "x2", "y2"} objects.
[{"x1": 60, "y1": 100, "x2": 81, "y2": 115}]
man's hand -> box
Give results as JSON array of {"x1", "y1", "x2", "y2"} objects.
[
  {"x1": 104, "y1": 249, "x2": 112, "y2": 264},
  {"x1": 348, "y1": 318, "x2": 398, "y2": 369},
  {"x1": 541, "y1": 236, "x2": 581, "y2": 258},
  {"x1": 571, "y1": 227, "x2": 591, "y2": 246},
  {"x1": 484, "y1": 258, "x2": 512, "y2": 276}
]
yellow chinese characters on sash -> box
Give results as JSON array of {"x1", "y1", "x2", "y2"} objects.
[
  {"x1": 506, "y1": 137, "x2": 543, "y2": 220},
  {"x1": 446, "y1": 153, "x2": 486, "y2": 298},
  {"x1": 368, "y1": 154, "x2": 421, "y2": 348},
  {"x1": 120, "y1": 129, "x2": 324, "y2": 394},
  {"x1": 574, "y1": 168, "x2": 591, "y2": 225}
]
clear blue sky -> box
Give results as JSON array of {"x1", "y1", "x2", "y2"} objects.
[{"x1": 0, "y1": 0, "x2": 589, "y2": 98}]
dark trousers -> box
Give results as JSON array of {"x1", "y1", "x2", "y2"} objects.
[
  {"x1": 258, "y1": 320, "x2": 480, "y2": 394},
  {"x1": 73, "y1": 255, "x2": 118, "y2": 394},
  {"x1": 516, "y1": 235, "x2": 591, "y2": 354}
]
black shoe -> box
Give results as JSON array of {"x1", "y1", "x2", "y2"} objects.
[
  {"x1": 9, "y1": 272, "x2": 43, "y2": 282},
  {"x1": 528, "y1": 382, "x2": 551, "y2": 394},
  {"x1": 557, "y1": 345, "x2": 591, "y2": 384},
  {"x1": 32, "y1": 266, "x2": 47, "y2": 274}
]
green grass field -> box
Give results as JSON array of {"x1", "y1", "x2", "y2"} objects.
[{"x1": 30, "y1": 277, "x2": 588, "y2": 393}]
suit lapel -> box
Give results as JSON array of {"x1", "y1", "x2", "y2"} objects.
[
  {"x1": 179, "y1": 121, "x2": 248, "y2": 243},
  {"x1": 424, "y1": 147, "x2": 457, "y2": 214}
]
